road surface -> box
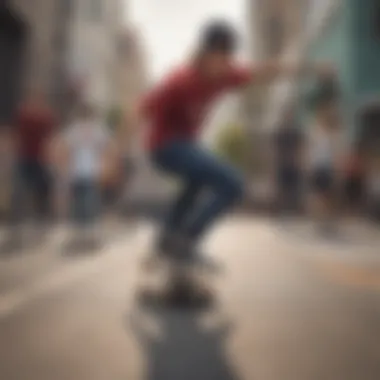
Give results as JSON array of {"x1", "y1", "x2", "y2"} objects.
[{"x1": 0, "y1": 217, "x2": 379, "y2": 380}]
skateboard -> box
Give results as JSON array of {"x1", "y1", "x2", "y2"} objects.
[{"x1": 137, "y1": 251, "x2": 219, "y2": 310}]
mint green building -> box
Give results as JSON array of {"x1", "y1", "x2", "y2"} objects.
[{"x1": 304, "y1": 0, "x2": 380, "y2": 147}]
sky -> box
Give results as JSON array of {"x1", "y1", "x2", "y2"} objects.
[{"x1": 128, "y1": 0, "x2": 246, "y2": 80}]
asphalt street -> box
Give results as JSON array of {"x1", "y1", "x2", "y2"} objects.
[{"x1": 0, "y1": 217, "x2": 379, "y2": 380}]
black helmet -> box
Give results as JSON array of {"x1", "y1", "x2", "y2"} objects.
[{"x1": 199, "y1": 19, "x2": 239, "y2": 54}]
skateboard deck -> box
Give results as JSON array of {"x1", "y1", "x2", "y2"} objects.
[
  {"x1": 137, "y1": 252, "x2": 217, "y2": 310},
  {"x1": 142, "y1": 249, "x2": 222, "y2": 275}
]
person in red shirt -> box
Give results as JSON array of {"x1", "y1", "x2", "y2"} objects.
[
  {"x1": 141, "y1": 20, "x2": 333, "y2": 262},
  {"x1": 7, "y1": 91, "x2": 56, "y2": 244}
]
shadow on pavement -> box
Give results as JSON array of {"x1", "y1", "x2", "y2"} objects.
[
  {"x1": 0, "y1": 229, "x2": 48, "y2": 258},
  {"x1": 0, "y1": 237, "x2": 23, "y2": 257},
  {"x1": 127, "y1": 304, "x2": 241, "y2": 380},
  {"x1": 274, "y1": 219, "x2": 379, "y2": 250},
  {"x1": 60, "y1": 237, "x2": 103, "y2": 258}
]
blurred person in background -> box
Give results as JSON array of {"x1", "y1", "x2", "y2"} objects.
[
  {"x1": 0, "y1": 127, "x2": 14, "y2": 221},
  {"x1": 272, "y1": 104, "x2": 305, "y2": 216},
  {"x1": 5, "y1": 91, "x2": 56, "y2": 248},
  {"x1": 101, "y1": 108, "x2": 122, "y2": 215},
  {"x1": 59, "y1": 104, "x2": 112, "y2": 250},
  {"x1": 101, "y1": 110, "x2": 137, "y2": 219},
  {"x1": 100, "y1": 133, "x2": 123, "y2": 220},
  {"x1": 307, "y1": 75, "x2": 343, "y2": 235},
  {"x1": 117, "y1": 107, "x2": 139, "y2": 213},
  {"x1": 343, "y1": 144, "x2": 365, "y2": 216},
  {"x1": 140, "y1": 19, "x2": 334, "y2": 262},
  {"x1": 366, "y1": 155, "x2": 380, "y2": 222}
]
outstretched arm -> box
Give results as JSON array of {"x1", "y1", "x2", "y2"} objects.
[
  {"x1": 227, "y1": 61, "x2": 336, "y2": 89},
  {"x1": 251, "y1": 60, "x2": 336, "y2": 83}
]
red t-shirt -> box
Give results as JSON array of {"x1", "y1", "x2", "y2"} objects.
[
  {"x1": 14, "y1": 104, "x2": 56, "y2": 161},
  {"x1": 344, "y1": 154, "x2": 363, "y2": 177},
  {"x1": 141, "y1": 64, "x2": 252, "y2": 151}
]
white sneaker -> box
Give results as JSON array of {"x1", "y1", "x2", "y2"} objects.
[{"x1": 175, "y1": 236, "x2": 221, "y2": 272}]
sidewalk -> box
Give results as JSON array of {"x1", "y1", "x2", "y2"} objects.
[{"x1": 1, "y1": 216, "x2": 379, "y2": 380}]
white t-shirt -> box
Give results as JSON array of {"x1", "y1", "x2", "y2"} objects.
[
  {"x1": 308, "y1": 124, "x2": 342, "y2": 170},
  {"x1": 64, "y1": 120, "x2": 109, "y2": 180}
]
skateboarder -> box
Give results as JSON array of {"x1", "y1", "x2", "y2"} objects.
[{"x1": 140, "y1": 19, "x2": 333, "y2": 261}]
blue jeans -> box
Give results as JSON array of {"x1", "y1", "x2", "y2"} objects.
[
  {"x1": 10, "y1": 159, "x2": 51, "y2": 226},
  {"x1": 71, "y1": 179, "x2": 99, "y2": 226},
  {"x1": 152, "y1": 140, "x2": 244, "y2": 240}
]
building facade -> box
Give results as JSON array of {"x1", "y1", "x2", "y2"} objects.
[
  {"x1": 252, "y1": 0, "x2": 309, "y2": 130},
  {"x1": 304, "y1": 0, "x2": 380, "y2": 146},
  {"x1": 242, "y1": 0, "x2": 307, "y2": 179},
  {"x1": 260, "y1": 0, "x2": 380, "y2": 148},
  {"x1": 117, "y1": 27, "x2": 147, "y2": 124},
  {"x1": 0, "y1": 0, "x2": 70, "y2": 122},
  {"x1": 66, "y1": 0, "x2": 125, "y2": 112},
  {"x1": 245, "y1": 0, "x2": 307, "y2": 119},
  {"x1": 0, "y1": 0, "x2": 128, "y2": 123}
]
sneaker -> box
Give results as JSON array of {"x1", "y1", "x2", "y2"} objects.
[
  {"x1": 155, "y1": 232, "x2": 198, "y2": 263},
  {"x1": 142, "y1": 232, "x2": 181, "y2": 271},
  {"x1": 155, "y1": 232, "x2": 180, "y2": 259},
  {"x1": 176, "y1": 236, "x2": 221, "y2": 272},
  {"x1": 155, "y1": 233, "x2": 220, "y2": 271},
  {"x1": 0, "y1": 233, "x2": 22, "y2": 255}
]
